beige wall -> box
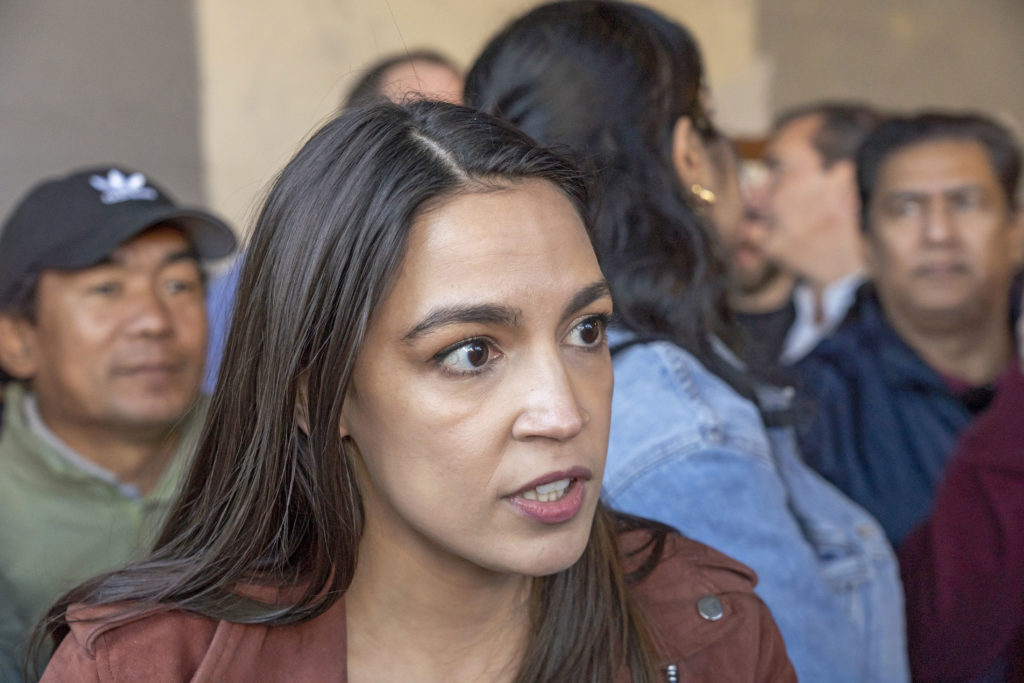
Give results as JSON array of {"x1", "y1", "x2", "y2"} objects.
[
  {"x1": 761, "y1": 0, "x2": 1024, "y2": 131},
  {"x1": 0, "y1": 0, "x2": 202, "y2": 224},
  {"x1": 2, "y1": 2, "x2": 1020, "y2": 235},
  {"x1": 195, "y1": 0, "x2": 766, "y2": 233}
]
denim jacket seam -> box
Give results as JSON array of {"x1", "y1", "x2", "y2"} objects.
[
  {"x1": 653, "y1": 342, "x2": 724, "y2": 434},
  {"x1": 603, "y1": 434, "x2": 778, "y2": 500}
]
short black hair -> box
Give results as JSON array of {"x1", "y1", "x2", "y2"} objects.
[
  {"x1": 773, "y1": 101, "x2": 884, "y2": 168},
  {"x1": 343, "y1": 50, "x2": 460, "y2": 109},
  {"x1": 857, "y1": 111, "x2": 1022, "y2": 232}
]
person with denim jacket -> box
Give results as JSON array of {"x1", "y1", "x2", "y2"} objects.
[
  {"x1": 466, "y1": 2, "x2": 909, "y2": 680},
  {"x1": 605, "y1": 332, "x2": 907, "y2": 682}
]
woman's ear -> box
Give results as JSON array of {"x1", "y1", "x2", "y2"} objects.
[
  {"x1": 338, "y1": 410, "x2": 351, "y2": 440},
  {"x1": 671, "y1": 115, "x2": 712, "y2": 190},
  {"x1": 337, "y1": 386, "x2": 352, "y2": 439},
  {"x1": 297, "y1": 372, "x2": 354, "y2": 439},
  {"x1": 0, "y1": 314, "x2": 40, "y2": 380}
]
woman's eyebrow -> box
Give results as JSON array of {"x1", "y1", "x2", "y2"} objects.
[
  {"x1": 561, "y1": 280, "x2": 612, "y2": 321},
  {"x1": 400, "y1": 280, "x2": 611, "y2": 343},
  {"x1": 402, "y1": 304, "x2": 522, "y2": 342}
]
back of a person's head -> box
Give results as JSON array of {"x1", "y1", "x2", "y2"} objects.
[
  {"x1": 466, "y1": 0, "x2": 733, "y2": 357},
  {"x1": 772, "y1": 101, "x2": 883, "y2": 167},
  {"x1": 466, "y1": 1, "x2": 706, "y2": 159},
  {"x1": 344, "y1": 49, "x2": 462, "y2": 108},
  {"x1": 857, "y1": 111, "x2": 1022, "y2": 230}
]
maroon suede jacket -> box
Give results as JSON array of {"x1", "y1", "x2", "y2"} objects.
[
  {"x1": 899, "y1": 362, "x2": 1024, "y2": 681},
  {"x1": 42, "y1": 531, "x2": 794, "y2": 682}
]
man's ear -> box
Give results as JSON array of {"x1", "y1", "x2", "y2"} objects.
[
  {"x1": 828, "y1": 159, "x2": 858, "y2": 213},
  {"x1": 671, "y1": 115, "x2": 713, "y2": 190},
  {"x1": 0, "y1": 314, "x2": 39, "y2": 380}
]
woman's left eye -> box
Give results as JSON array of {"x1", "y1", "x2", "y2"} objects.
[
  {"x1": 437, "y1": 339, "x2": 495, "y2": 376},
  {"x1": 566, "y1": 315, "x2": 607, "y2": 348}
]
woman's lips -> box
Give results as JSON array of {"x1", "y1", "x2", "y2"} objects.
[
  {"x1": 507, "y1": 468, "x2": 591, "y2": 524},
  {"x1": 510, "y1": 466, "x2": 592, "y2": 497}
]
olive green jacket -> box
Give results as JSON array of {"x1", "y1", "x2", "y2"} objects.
[{"x1": 0, "y1": 383, "x2": 205, "y2": 679}]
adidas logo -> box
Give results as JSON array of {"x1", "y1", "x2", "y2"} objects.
[{"x1": 89, "y1": 169, "x2": 159, "y2": 204}]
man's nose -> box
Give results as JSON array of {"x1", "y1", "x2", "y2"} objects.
[
  {"x1": 126, "y1": 286, "x2": 175, "y2": 337},
  {"x1": 922, "y1": 200, "x2": 956, "y2": 244}
]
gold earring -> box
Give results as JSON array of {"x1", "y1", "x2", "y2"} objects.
[{"x1": 691, "y1": 184, "x2": 716, "y2": 205}]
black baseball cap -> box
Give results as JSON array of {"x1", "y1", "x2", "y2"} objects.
[{"x1": 0, "y1": 165, "x2": 237, "y2": 307}]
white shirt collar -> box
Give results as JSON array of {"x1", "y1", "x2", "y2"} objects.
[{"x1": 780, "y1": 270, "x2": 865, "y2": 364}]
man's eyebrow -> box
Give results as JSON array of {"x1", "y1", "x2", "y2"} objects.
[
  {"x1": 402, "y1": 304, "x2": 523, "y2": 342},
  {"x1": 883, "y1": 182, "x2": 986, "y2": 198},
  {"x1": 561, "y1": 280, "x2": 612, "y2": 321}
]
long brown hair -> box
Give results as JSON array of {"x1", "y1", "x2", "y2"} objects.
[{"x1": 38, "y1": 101, "x2": 668, "y2": 682}]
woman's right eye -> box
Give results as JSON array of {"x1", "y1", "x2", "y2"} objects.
[{"x1": 437, "y1": 340, "x2": 492, "y2": 376}]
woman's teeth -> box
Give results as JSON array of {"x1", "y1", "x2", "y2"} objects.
[{"x1": 520, "y1": 478, "x2": 571, "y2": 502}]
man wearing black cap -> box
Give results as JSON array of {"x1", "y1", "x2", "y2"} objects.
[{"x1": 0, "y1": 166, "x2": 235, "y2": 673}]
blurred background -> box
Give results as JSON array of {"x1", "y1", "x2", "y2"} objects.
[{"x1": 1, "y1": 0, "x2": 1021, "y2": 237}]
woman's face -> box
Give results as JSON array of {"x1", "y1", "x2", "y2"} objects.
[{"x1": 342, "y1": 179, "x2": 614, "y2": 580}]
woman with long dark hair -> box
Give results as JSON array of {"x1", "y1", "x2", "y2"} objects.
[
  {"x1": 37, "y1": 101, "x2": 792, "y2": 681},
  {"x1": 466, "y1": 2, "x2": 908, "y2": 681}
]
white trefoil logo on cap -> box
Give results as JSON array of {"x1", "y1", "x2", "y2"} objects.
[{"x1": 89, "y1": 169, "x2": 159, "y2": 204}]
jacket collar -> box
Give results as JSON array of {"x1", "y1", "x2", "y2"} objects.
[
  {"x1": 1, "y1": 381, "x2": 206, "y2": 504},
  {"x1": 819, "y1": 284, "x2": 950, "y2": 392}
]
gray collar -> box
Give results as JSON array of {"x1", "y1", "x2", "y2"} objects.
[{"x1": 22, "y1": 393, "x2": 142, "y2": 500}]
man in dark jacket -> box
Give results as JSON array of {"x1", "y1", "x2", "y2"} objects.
[{"x1": 797, "y1": 112, "x2": 1024, "y2": 547}]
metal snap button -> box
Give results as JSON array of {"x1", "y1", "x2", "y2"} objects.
[{"x1": 697, "y1": 594, "x2": 724, "y2": 621}]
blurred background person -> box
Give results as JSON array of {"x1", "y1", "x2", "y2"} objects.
[
  {"x1": 706, "y1": 136, "x2": 797, "y2": 375},
  {"x1": 466, "y1": 3, "x2": 908, "y2": 681},
  {"x1": 798, "y1": 112, "x2": 1024, "y2": 549},
  {"x1": 0, "y1": 166, "x2": 235, "y2": 674},
  {"x1": 343, "y1": 48, "x2": 464, "y2": 107},
  {"x1": 763, "y1": 102, "x2": 884, "y2": 363}
]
